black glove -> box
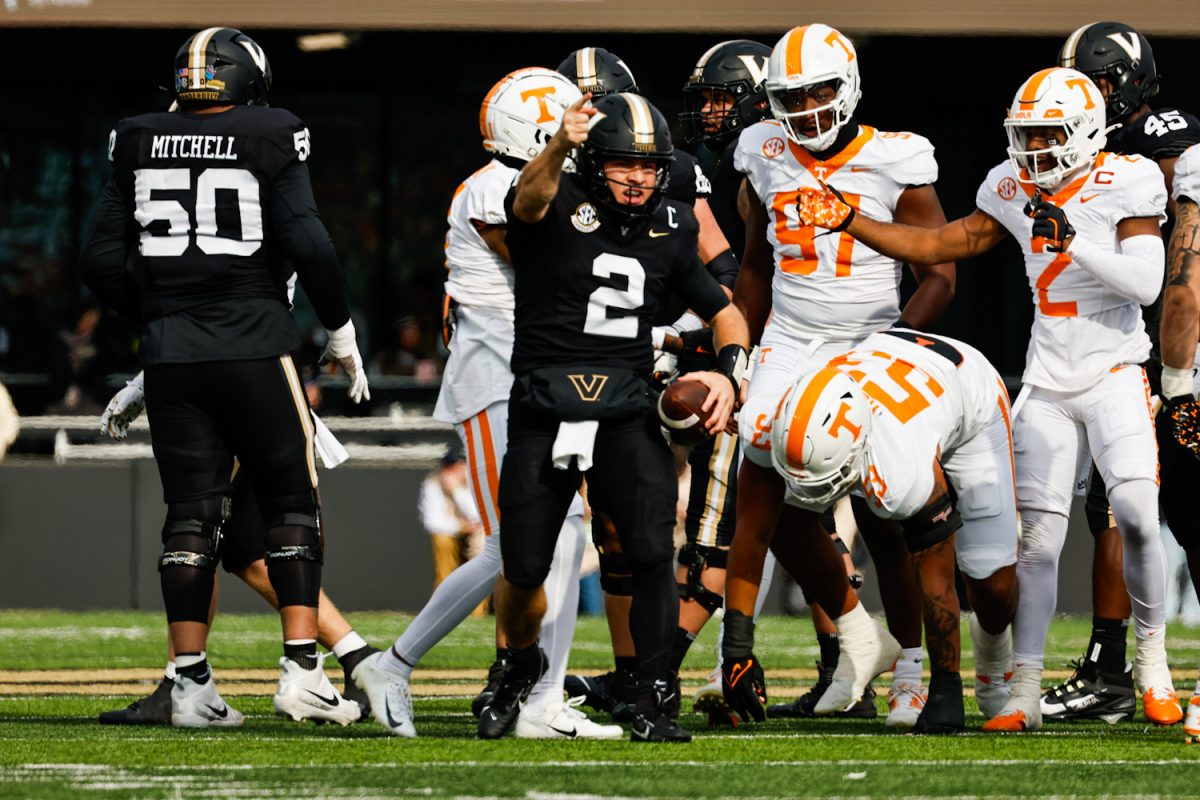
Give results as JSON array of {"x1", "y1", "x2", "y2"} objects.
[
  {"x1": 721, "y1": 610, "x2": 767, "y2": 723},
  {"x1": 1024, "y1": 190, "x2": 1075, "y2": 253},
  {"x1": 677, "y1": 327, "x2": 716, "y2": 374},
  {"x1": 1161, "y1": 394, "x2": 1200, "y2": 459}
]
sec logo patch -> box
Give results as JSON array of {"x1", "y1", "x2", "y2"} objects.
[
  {"x1": 571, "y1": 202, "x2": 601, "y2": 233},
  {"x1": 762, "y1": 137, "x2": 785, "y2": 158},
  {"x1": 998, "y1": 177, "x2": 1017, "y2": 201}
]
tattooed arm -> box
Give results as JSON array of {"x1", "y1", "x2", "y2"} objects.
[
  {"x1": 1161, "y1": 198, "x2": 1200, "y2": 396},
  {"x1": 908, "y1": 461, "x2": 961, "y2": 676}
]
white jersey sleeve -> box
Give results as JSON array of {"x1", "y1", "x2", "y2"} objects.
[
  {"x1": 1114, "y1": 156, "x2": 1168, "y2": 227},
  {"x1": 1173, "y1": 144, "x2": 1200, "y2": 203},
  {"x1": 974, "y1": 163, "x2": 1011, "y2": 222}
]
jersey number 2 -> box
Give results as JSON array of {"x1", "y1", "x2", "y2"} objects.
[
  {"x1": 584, "y1": 254, "x2": 645, "y2": 339},
  {"x1": 133, "y1": 167, "x2": 263, "y2": 257}
]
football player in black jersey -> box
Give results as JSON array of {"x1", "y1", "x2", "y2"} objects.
[
  {"x1": 477, "y1": 91, "x2": 750, "y2": 743},
  {"x1": 1042, "y1": 21, "x2": 1200, "y2": 723},
  {"x1": 81, "y1": 28, "x2": 367, "y2": 728},
  {"x1": 557, "y1": 47, "x2": 743, "y2": 723}
]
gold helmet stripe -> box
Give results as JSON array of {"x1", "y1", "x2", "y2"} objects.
[
  {"x1": 623, "y1": 93, "x2": 656, "y2": 150},
  {"x1": 1060, "y1": 22, "x2": 1091, "y2": 68},
  {"x1": 576, "y1": 47, "x2": 598, "y2": 89},
  {"x1": 692, "y1": 40, "x2": 727, "y2": 80},
  {"x1": 189, "y1": 27, "x2": 223, "y2": 89}
]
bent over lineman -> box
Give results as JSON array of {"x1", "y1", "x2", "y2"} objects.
[{"x1": 479, "y1": 91, "x2": 750, "y2": 742}]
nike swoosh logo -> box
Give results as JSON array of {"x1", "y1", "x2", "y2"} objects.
[
  {"x1": 1079, "y1": 193, "x2": 1101, "y2": 203},
  {"x1": 306, "y1": 689, "x2": 340, "y2": 707},
  {"x1": 850, "y1": 166, "x2": 870, "y2": 172},
  {"x1": 548, "y1": 724, "x2": 578, "y2": 738},
  {"x1": 384, "y1": 697, "x2": 406, "y2": 729},
  {"x1": 205, "y1": 704, "x2": 229, "y2": 719},
  {"x1": 648, "y1": 230, "x2": 670, "y2": 238},
  {"x1": 727, "y1": 659, "x2": 754, "y2": 687}
]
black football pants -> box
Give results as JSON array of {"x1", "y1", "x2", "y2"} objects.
[{"x1": 499, "y1": 402, "x2": 679, "y2": 682}]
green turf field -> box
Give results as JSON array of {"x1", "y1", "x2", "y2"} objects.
[{"x1": 3, "y1": 610, "x2": 1200, "y2": 798}]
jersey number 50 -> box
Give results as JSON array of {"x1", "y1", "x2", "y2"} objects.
[{"x1": 133, "y1": 167, "x2": 263, "y2": 257}]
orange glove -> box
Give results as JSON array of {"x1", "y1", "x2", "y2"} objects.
[{"x1": 795, "y1": 185, "x2": 855, "y2": 231}]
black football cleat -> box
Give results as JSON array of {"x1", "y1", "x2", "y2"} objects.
[
  {"x1": 631, "y1": 712, "x2": 693, "y2": 742},
  {"x1": 477, "y1": 647, "x2": 545, "y2": 739},
  {"x1": 767, "y1": 660, "x2": 877, "y2": 719},
  {"x1": 99, "y1": 676, "x2": 173, "y2": 725},
  {"x1": 912, "y1": 673, "x2": 965, "y2": 735},
  {"x1": 471, "y1": 656, "x2": 509, "y2": 719},
  {"x1": 564, "y1": 671, "x2": 616, "y2": 714},
  {"x1": 630, "y1": 678, "x2": 692, "y2": 742},
  {"x1": 1040, "y1": 658, "x2": 1136, "y2": 724}
]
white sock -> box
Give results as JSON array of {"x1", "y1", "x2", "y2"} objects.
[
  {"x1": 389, "y1": 532, "x2": 503, "y2": 676},
  {"x1": 893, "y1": 646, "x2": 923, "y2": 685},
  {"x1": 332, "y1": 631, "x2": 368, "y2": 660},
  {"x1": 164, "y1": 661, "x2": 177, "y2": 680},
  {"x1": 377, "y1": 646, "x2": 414, "y2": 680},
  {"x1": 528, "y1": 514, "x2": 586, "y2": 708},
  {"x1": 833, "y1": 601, "x2": 872, "y2": 639},
  {"x1": 176, "y1": 652, "x2": 206, "y2": 669},
  {"x1": 970, "y1": 613, "x2": 1012, "y2": 675}
]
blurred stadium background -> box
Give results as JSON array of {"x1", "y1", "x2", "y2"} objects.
[{"x1": 1, "y1": 2, "x2": 1197, "y2": 613}]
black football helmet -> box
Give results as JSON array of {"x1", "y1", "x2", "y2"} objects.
[
  {"x1": 577, "y1": 93, "x2": 673, "y2": 223},
  {"x1": 680, "y1": 40, "x2": 772, "y2": 150},
  {"x1": 557, "y1": 47, "x2": 638, "y2": 97},
  {"x1": 1059, "y1": 21, "x2": 1158, "y2": 126},
  {"x1": 173, "y1": 27, "x2": 272, "y2": 108}
]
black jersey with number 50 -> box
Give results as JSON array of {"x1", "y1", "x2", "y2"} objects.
[
  {"x1": 504, "y1": 175, "x2": 729, "y2": 376},
  {"x1": 82, "y1": 105, "x2": 350, "y2": 365}
]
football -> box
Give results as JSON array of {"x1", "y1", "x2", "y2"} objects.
[{"x1": 657, "y1": 379, "x2": 714, "y2": 446}]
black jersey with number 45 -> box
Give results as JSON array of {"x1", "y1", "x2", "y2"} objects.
[
  {"x1": 1110, "y1": 107, "x2": 1200, "y2": 162},
  {"x1": 81, "y1": 105, "x2": 350, "y2": 365},
  {"x1": 504, "y1": 174, "x2": 729, "y2": 376}
]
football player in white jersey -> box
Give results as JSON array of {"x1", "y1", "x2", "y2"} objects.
[
  {"x1": 352, "y1": 68, "x2": 620, "y2": 740},
  {"x1": 796, "y1": 66, "x2": 1178, "y2": 731},
  {"x1": 726, "y1": 329, "x2": 1018, "y2": 733},
  {"x1": 723, "y1": 24, "x2": 957, "y2": 728},
  {"x1": 1163, "y1": 144, "x2": 1200, "y2": 742}
]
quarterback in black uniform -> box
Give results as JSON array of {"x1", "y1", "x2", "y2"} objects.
[
  {"x1": 1042, "y1": 21, "x2": 1200, "y2": 723},
  {"x1": 478, "y1": 91, "x2": 750, "y2": 743},
  {"x1": 80, "y1": 28, "x2": 367, "y2": 728},
  {"x1": 557, "y1": 46, "x2": 743, "y2": 722}
]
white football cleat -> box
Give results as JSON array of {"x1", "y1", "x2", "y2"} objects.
[
  {"x1": 171, "y1": 670, "x2": 244, "y2": 729},
  {"x1": 1134, "y1": 636, "x2": 1183, "y2": 726},
  {"x1": 976, "y1": 671, "x2": 1013, "y2": 720},
  {"x1": 516, "y1": 696, "x2": 623, "y2": 739},
  {"x1": 691, "y1": 666, "x2": 731, "y2": 720},
  {"x1": 352, "y1": 651, "x2": 417, "y2": 738},
  {"x1": 274, "y1": 653, "x2": 362, "y2": 726},
  {"x1": 885, "y1": 682, "x2": 927, "y2": 728},
  {"x1": 1184, "y1": 696, "x2": 1200, "y2": 743},
  {"x1": 982, "y1": 666, "x2": 1042, "y2": 733},
  {"x1": 815, "y1": 616, "x2": 901, "y2": 715}
]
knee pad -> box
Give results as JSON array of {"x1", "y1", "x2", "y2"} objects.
[
  {"x1": 676, "y1": 543, "x2": 728, "y2": 613},
  {"x1": 258, "y1": 490, "x2": 323, "y2": 565},
  {"x1": 599, "y1": 550, "x2": 634, "y2": 596},
  {"x1": 1019, "y1": 508, "x2": 1069, "y2": 561},
  {"x1": 160, "y1": 495, "x2": 231, "y2": 572},
  {"x1": 1107, "y1": 479, "x2": 1160, "y2": 546}
]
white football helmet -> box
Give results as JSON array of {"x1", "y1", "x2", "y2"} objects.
[
  {"x1": 770, "y1": 367, "x2": 872, "y2": 508},
  {"x1": 765, "y1": 24, "x2": 862, "y2": 150},
  {"x1": 1004, "y1": 67, "x2": 1107, "y2": 190},
  {"x1": 479, "y1": 67, "x2": 583, "y2": 162}
]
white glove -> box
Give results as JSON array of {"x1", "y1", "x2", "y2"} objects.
[
  {"x1": 321, "y1": 319, "x2": 371, "y2": 404},
  {"x1": 100, "y1": 372, "x2": 146, "y2": 440}
]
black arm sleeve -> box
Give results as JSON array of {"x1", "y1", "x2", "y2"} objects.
[
  {"x1": 704, "y1": 248, "x2": 739, "y2": 291},
  {"x1": 270, "y1": 160, "x2": 351, "y2": 330},
  {"x1": 671, "y1": 253, "x2": 731, "y2": 322},
  {"x1": 79, "y1": 177, "x2": 142, "y2": 322}
]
